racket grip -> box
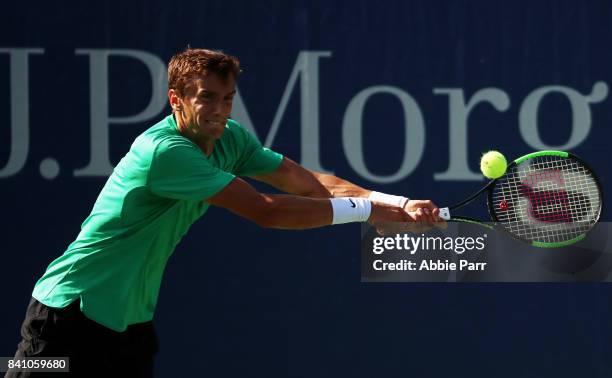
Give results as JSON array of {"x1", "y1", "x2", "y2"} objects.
[{"x1": 439, "y1": 207, "x2": 451, "y2": 220}]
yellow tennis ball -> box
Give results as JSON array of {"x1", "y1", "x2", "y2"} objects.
[{"x1": 480, "y1": 150, "x2": 507, "y2": 179}]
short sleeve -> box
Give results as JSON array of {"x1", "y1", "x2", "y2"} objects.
[
  {"x1": 231, "y1": 121, "x2": 283, "y2": 176},
  {"x1": 148, "y1": 140, "x2": 235, "y2": 201}
]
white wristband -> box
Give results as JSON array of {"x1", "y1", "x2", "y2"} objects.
[
  {"x1": 368, "y1": 191, "x2": 409, "y2": 208},
  {"x1": 330, "y1": 198, "x2": 372, "y2": 224}
]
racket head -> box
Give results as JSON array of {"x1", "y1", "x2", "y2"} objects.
[{"x1": 485, "y1": 151, "x2": 603, "y2": 248}]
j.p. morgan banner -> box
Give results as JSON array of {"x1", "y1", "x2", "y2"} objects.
[{"x1": 0, "y1": 49, "x2": 609, "y2": 184}]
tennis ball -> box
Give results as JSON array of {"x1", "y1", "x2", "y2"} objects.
[{"x1": 480, "y1": 150, "x2": 507, "y2": 179}]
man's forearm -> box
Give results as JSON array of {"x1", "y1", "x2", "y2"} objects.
[
  {"x1": 258, "y1": 194, "x2": 333, "y2": 229},
  {"x1": 311, "y1": 172, "x2": 372, "y2": 198},
  {"x1": 250, "y1": 158, "x2": 371, "y2": 199},
  {"x1": 251, "y1": 158, "x2": 404, "y2": 204}
]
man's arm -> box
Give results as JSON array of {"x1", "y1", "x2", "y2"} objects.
[
  {"x1": 250, "y1": 157, "x2": 442, "y2": 223},
  {"x1": 206, "y1": 176, "x2": 414, "y2": 229},
  {"x1": 249, "y1": 157, "x2": 371, "y2": 198}
]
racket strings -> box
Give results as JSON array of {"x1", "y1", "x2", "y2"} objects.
[{"x1": 490, "y1": 155, "x2": 600, "y2": 244}]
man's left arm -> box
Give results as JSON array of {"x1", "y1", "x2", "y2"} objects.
[
  {"x1": 249, "y1": 157, "x2": 370, "y2": 198},
  {"x1": 249, "y1": 157, "x2": 441, "y2": 222}
]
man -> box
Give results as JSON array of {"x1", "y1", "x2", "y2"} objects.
[{"x1": 6, "y1": 48, "x2": 443, "y2": 377}]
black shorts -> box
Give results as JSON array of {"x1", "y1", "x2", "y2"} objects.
[{"x1": 5, "y1": 298, "x2": 158, "y2": 377}]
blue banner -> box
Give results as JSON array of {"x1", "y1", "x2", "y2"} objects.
[{"x1": 2, "y1": 1, "x2": 611, "y2": 376}]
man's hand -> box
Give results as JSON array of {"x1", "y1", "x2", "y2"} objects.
[
  {"x1": 404, "y1": 199, "x2": 445, "y2": 225},
  {"x1": 368, "y1": 199, "x2": 446, "y2": 235}
]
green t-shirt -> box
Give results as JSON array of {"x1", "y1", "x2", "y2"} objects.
[{"x1": 32, "y1": 115, "x2": 283, "y2": 331}]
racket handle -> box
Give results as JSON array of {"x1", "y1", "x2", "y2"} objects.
[{"x1": 439, "y1": 207, "x2": 451, "y2": 220}]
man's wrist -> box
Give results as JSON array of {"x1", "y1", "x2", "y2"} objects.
[
  {"x1": 368, "y1": 191, "x2": 409, "y2": 209},
  {"x1": 330, "y1": 198, "x2": 372, "y2": 224}
]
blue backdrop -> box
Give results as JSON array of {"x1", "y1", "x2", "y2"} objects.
[{"x1": 1, "y1": 1, "x2": 611, "y2": 376}]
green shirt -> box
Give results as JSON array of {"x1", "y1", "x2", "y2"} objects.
[{"x1": 32, "y1": 115, "x2": 283, "y2": 331}]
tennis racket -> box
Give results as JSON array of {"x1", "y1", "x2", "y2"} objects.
[{"x1": 438, "y1": 150, "x2": 603, "y2": 248}]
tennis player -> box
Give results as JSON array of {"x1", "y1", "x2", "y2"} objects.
[{"x1": 6, "y1": 48, "x2": 443, "y2": 377}]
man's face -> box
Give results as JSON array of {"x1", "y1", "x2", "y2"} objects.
[{"x1": 174, "y1": 72, "x2": 236, "y2": 142}]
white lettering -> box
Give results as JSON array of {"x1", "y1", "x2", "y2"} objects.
[
  {"x1": 231, "y1": 51, "x2": 333, "y2": 173},
  {"x1": 519, "y1": 82, "x2": 607, "y2": 150},
  {"x1": 343, "y1": 86, "x2": 425, "y2": 183},
  {"x1": 73, "y1": 49, "x2": 167, "y2": 176},
  {"x1": 0, "y1": 48, "x2": 44, "y2": 178}
]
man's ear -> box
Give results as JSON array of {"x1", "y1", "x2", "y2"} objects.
[{"x1": 168, "y1": 89, "x2": 182, "y2": 112}]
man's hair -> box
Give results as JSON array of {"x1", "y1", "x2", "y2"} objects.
[{"x1": 168, "y1": 48, "x2": 241, "y2": 95}]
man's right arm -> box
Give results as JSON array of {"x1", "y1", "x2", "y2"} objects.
[{"x1": 206, "y1": 177, "x2": 414, "y2": 230}]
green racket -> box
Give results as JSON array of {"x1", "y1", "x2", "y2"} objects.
[{"x1": 438, "y1": 151, "x2": 603, "y2": 248}]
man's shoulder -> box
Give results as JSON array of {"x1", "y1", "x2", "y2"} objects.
[
  {"x1": 142, "y1": 115, "x2": 179, "y2": 139},
  {"x1": 134, "y1": 115, "x2": 192, "y2": 153}
]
